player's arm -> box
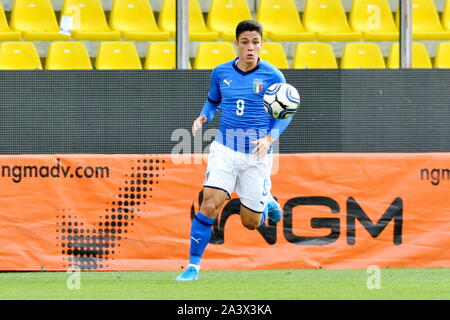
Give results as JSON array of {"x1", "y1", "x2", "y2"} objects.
[
  {"x1": 251, "y1": 70, "x2": 291, "y2": 157},
  {"x1": 251, "y1": 117, "x2": 293, "y2": 158},
  {"x1": 268, "y1": 117, "x2": 293, "y2": 141},
  {"x1": 192, "y1": 99, "x2": 220, "y2": 136},
  {"x1": 192, "y1": 68, "x2": 222, "y2": 136}
]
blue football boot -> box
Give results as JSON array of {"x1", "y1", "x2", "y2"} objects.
[
  {"x1": 267, "y1": 194, "x2": 282, "y2": 223},
  {"x1": 175, "y1": 265, "x2": 199, "y2": 281}
]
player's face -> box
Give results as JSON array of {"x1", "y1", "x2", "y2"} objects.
[{"x1": 236, "y1": 31, "x2": 262, "y2": 66}]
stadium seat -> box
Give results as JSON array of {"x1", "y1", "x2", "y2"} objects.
[
  {"x1": 109, "y1": 0, "x2": 170, "y2": 40},
  {"x1": 95, "y1": 42, "x2": 142, "y2": 69},
  {"x1": 193, "y1": 42, "x2": 236, "y2": 69},
  {"x1": 395, "y1": 0, "x2": 450, "y2": 40},
  {"x1": 256, "y1": 0, "x2": 315, "y2": 41},
  {"x1": 158, "y1": 0, "x2": 218, "y2": 41},
  {"x1": 292, "y1": 43, "x2": 338, "y2": 69},
  {"x1": 10, "y1": 0, "x2": 70, "y2": 40},
  {"x1": 434, "y1": 42, "x2": 450, "y2": 68},
  {"x1": 206, "y1": 0, "x2": 252, "y2": 41},
  {"x1": 259, "y1": 42, "x2": 289, "y2": 68},
  {"x1": 349, "y1": 0, "x2": 398, "y2": 41},
  {"x1": 387, "y1": 42, "x2": 432, "y2": 68},
  {"x1": 292, "y1": 43, "x2": 337, "y2": 69},
  {"x1": 45, "y1": 42, "x2": 92, "y2": 70},
  {"x1": 0, "y1": 2, "x2": 21, "y2": 40},
  {"x1": 61, "y1": 0, "x2": 120, "y2": 40},
  {"x1": 442, "y1": 0, "x2": 450, "y2": 31},
  {"x1": 302, "y1": 0, "x2": 361, "y2": 41},
  {"x1": 144, "y1": 42, "x2": 176, "y2": 69},
  {"x1": 341, "y1": 43, "x2": 386, "y2": 69},
  {"x1": 0, "y1": 42, "x2": 42, "y2": 69}
]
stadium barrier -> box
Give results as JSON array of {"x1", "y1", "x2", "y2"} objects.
[
  {"x1": 0, "y1": 153, "x2": 449, "y2": 270},
  {"x1": 1, "y1": 70, "x2": 450, "y2": 154},
  {"x1": 0, "y1": 70, "x2": 449, "y2": 270}
]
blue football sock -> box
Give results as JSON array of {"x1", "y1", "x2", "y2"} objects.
[
  {"x1": 189, "y1": 212, "x2": 215, "y2": 266},
  {"x1": 259, "y1": 205, "x2": 268, "y2": 227}
]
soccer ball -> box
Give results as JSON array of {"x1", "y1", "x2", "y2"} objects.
[{"x1": 263, "y1": 83, "x2": 300, "y2": 119}]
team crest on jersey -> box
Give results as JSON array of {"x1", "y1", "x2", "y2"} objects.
[{"x1": 253, "y1": 78, "x2": 264, "y2": 94}]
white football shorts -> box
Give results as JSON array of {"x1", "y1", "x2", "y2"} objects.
[{"x1": 203, "y1": 141, "x2": 273, "y2": 213}]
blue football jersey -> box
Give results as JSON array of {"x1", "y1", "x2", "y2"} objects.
[{"x1": 207, "y1": 58, "x2": 286, "y2": 153}]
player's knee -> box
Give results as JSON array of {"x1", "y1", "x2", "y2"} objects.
[
  {"x1": 200, "y1": 198, "x2": 220, "y2": 218},
  {"x1": 242, "y1": 218, "x2": 259, "y2": 230}
]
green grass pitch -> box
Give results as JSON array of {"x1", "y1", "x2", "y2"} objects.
[{"x1": 0, "y1": 268, "x2": 448, "y2": 300}]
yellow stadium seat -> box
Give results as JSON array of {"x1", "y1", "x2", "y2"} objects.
[
  {"x1": 10, "y1": 0, "x2": 70, "y2": 40},
  {"x1": 95, "y1": 42, "x2": 142, "y2": 69},
  {"x1": 303, "y1": 0, "x2": 361, "y2": 41},
  {"x1": 0, "y1": 2, "x2": 21, "y2": 40},
  {"x1": 387, "y1": 42, "x2": 432, "y2": 68},
  {"x1": 144, "y1": 42, "x2": 192, "y2": 69},
  {"x1": 158, "y1": 0, "x2": 218, "y2": 41},
  {"x1": 434, "y1": 42, "x2": 450, "y2": 68},
  {"x1": 194, "y1": 42, "x2": 236, "y2": 69},
  {"x1": 395, "y1": 0, "x2": 450, "y2": 40},
  {"x1": 109, "y1": 0, "x2": 169, "y2": 40},
  {"x1": 341, "y1": 43, "x2": 386, "y2": 69},
  {"x1": 443, "y1": 0, "x2": 450, "y2": 30},
  {"x1": 144, "y1": 42, "x2": 176, "y2": 69},
  {"x1": 349, "y1": 0, "x2": 398, "y2": 41},
  {"x1": 206, "y1": 0, "x2": 252, "y2": 41},
  {"x1": 61, "y1": 0, "x2": 120, "y2": 40},
  {"x1": 259, "y1": 42, "x2": 289, "y2": 68},
  {"x1": 292, "y1": 43, "x2": 337, "y2": 69},
  {"x1": 0, "y1": 42, "x2": 42, "y2": 69},
  {"x1": 45, "y1": 41, "x2": 92, "y2": 70},
  {"x1": 256, "y1": 0, "x2": 315, "y2": 41}
]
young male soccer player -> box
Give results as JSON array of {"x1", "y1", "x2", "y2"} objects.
[{"x1": 176, "y1": 20, "x2": 293, "y2": 281}]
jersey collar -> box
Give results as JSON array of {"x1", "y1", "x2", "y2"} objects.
[{"x1": 233, "y1": 58, "x2": 260, "y2": 76}]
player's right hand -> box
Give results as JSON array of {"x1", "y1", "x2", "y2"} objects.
[{"x1": 192, "y1": 115, "x2": 207, "y2": 136}]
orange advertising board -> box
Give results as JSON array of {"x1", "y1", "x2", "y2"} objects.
[{"x1": 0, "y1": 153, "x2": 449, "y2": 271}]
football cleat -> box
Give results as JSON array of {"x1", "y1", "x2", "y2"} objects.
[
  {"x1": 175, "y1": 266, "x2": 199, "y2": 281},
  {"x1": 267, "y1": 194, "x2": 282, "y2": 223}
]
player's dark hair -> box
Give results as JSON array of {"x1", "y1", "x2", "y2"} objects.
[{"x1": 235, "y1": 20, "x2": 263, "y2": 40}]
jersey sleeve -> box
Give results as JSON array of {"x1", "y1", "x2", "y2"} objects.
[
  {"x1": 200, "y1": 67, "x2": 222, "y2": 124},
  {"x1": 200, "y1": 100, "x2": 220, "y2": 124},
  {"x1": 268, "y1": 117, "x2": 293, "y2": 140},
  {"x1": 273, "y1": 68, "x2": 286, "y2": 84},
  {"x1": 269, "y1": 66, "x2": 291, "y2": 139},
  {"x1": 207, "y1": 67, "x2": 221, "y2": 104}
]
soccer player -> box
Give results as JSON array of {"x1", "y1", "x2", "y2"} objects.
[{"x1": 176, "y1": 20, "x2": 293, "y2": 281}]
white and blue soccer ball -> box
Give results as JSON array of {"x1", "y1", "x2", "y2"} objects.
[{"x1": 263, "y1": 83, "x2": 300, "y2": 119}]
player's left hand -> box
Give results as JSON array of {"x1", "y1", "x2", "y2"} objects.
[{"x1": 251, "y1": 135, "x2": 275, "y2": 159}]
